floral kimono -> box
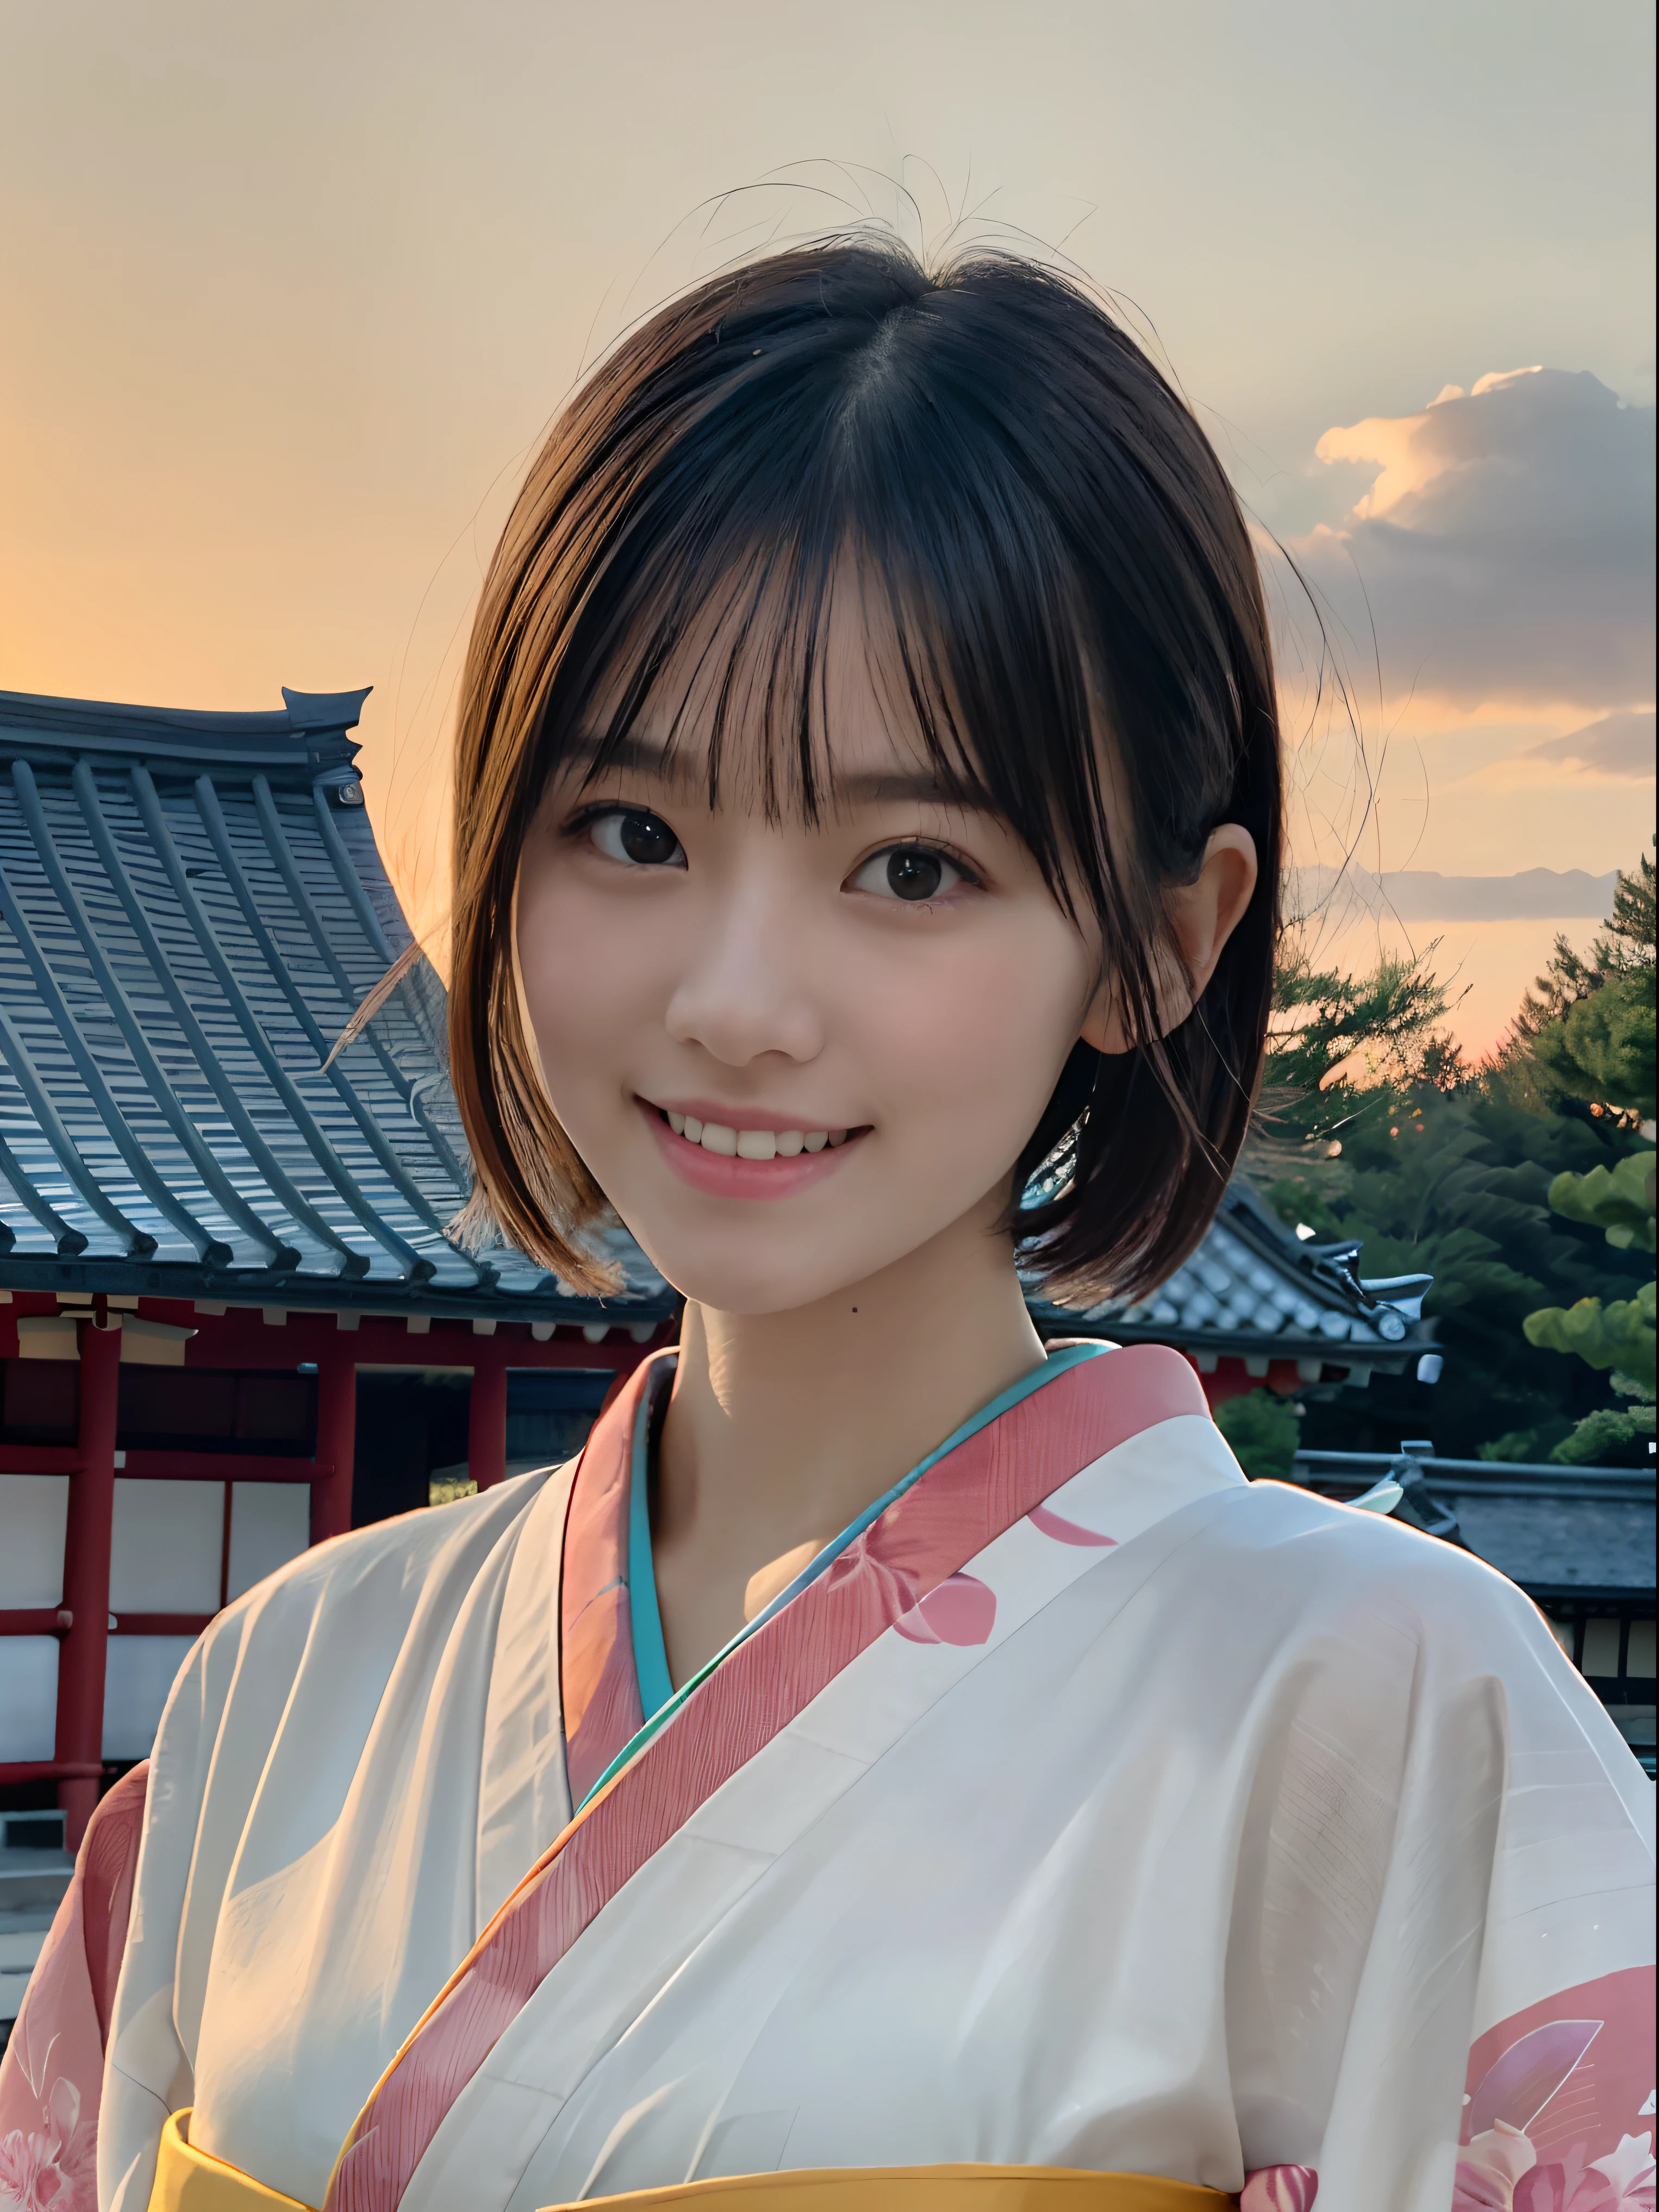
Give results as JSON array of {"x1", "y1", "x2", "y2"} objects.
[{"x1": 2, "y1": 1343, "x2": 1651, "y2": 2212}]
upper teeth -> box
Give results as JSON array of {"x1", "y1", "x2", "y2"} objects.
[{"x1": 665, "y1": 1110, "x2": 847, "y2": 1159}]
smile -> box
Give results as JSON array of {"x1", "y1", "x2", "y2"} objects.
[
  {"x1": 663, "y1": 1109, "x2": 850, "y2": 1160},
  {"x1": 637, "y1": 1098, "x2": 869, "y2": 1199}
]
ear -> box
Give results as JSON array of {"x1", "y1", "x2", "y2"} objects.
[{"x1": 1078, "y1": 824, "x2": 1259, "y2": 1055}]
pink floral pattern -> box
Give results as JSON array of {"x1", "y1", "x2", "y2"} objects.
[
  {"x1": 326, "y1": 1345, "x2": 1211, "y2": 2211},
  {"x1": 1026, "y1": 1502, "x2": 1118, "y2": 1547},
  {"x1": 0, "y1": 1765, "x2": 148, "y2": 2212},
  {"x1": 0, "y1": 2069, "x2": 95, "y2": 2212},
  {"x1": 1455, "y1": 1970, "x2": 1657, "y2": 2210},
  {"x1": 894, "y1": 1572, "x2": 997, "y2": 1645},
  {"x1": 1241, "y1": 2169, "x2": 1319, "y2": 2211}
]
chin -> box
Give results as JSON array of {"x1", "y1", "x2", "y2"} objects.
[
  {"x1": 614, "y1": 1208, "x2": 914, "y2": 1319},
  {"x1": 636, "y1": 1244, "x2": 862, "y2": 1318}
]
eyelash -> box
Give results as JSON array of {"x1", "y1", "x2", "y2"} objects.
[
  {"x1": 565, "y1": 804, "x2": 683, "y2": 861},
  {"x1": 566, "y1": 807, "x2": 984, "y2": 897},
  {"x1": 851, "y1": 841, "x2": 983, "y2": 904}
]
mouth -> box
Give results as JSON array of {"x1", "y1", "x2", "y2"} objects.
[{"x1": 636, "y1": 1097, "x2": 871, "y2": 1199}]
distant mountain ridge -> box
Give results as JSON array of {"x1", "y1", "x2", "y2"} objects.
[{"x1": 1292, "y1": 865, "x2": 1619, "y2": 924}]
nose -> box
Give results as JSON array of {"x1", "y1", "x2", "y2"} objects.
[{"x1": 664, "y1": 871, "x2": 825, "y2": 1070}]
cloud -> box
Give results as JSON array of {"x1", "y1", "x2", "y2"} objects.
[
  {"x1": 1522, "y1": 707, "x2": 1655, "y2": 779},
  {"x1": 1284, "y1": 368, "x2": 1654, "y2": 711}
]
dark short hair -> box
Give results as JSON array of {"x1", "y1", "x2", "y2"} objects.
[{"x1": 450, "y1": 239, "x2": 1282, "y2": 1299}]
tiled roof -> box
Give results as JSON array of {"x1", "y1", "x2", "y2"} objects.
[
  {"x1": 0, "y1": 684, "x2": 1432, "y2": 1364},
  {"x1": 0, "y1": 687, "x2": 671, "y2": 1325},
  {"x1": 1435, "y1": 1489, "x2": 1653, "y2": 1592},
  {"x1": 1295, "y1": 1450, "x2": 1656, "y2": 1594},
  {"x1": 1027, "y1": 1179, "x2": 1437, "y2": 1381}
]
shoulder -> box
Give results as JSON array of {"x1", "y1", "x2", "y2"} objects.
[
  {"x1": 163, "y1": 1462, "x2": 573, "y2": 1756},
  {"x1": 1196, "y1": 1476, "x2": 1608, "y2": 1720},
  {"x1": 131, "y1": 1463, "x2": 576, "y2": 1951},
  {"x1": 233, "y1": 1459, "x2": 563, "y2": 1622},
  {"x1": 1209, "y1": 1473, "x2": 1544, "y2": 1623}
]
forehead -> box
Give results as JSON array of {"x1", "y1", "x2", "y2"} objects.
[{"x1": 570, "y1": 555, "x2": 989, "y2": 819}]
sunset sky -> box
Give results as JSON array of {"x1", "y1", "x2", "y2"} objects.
[{"x1": 2, "y1": 0, "x2": 1652, "y2": 1053}]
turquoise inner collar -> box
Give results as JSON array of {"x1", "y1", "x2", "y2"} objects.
[
  {"x1": 627, "y1": 1357, "x2": 677, "y2": 1722},
  {"x1": 592, "y1": 1338, "x2": 1109, "y2": 1813}
]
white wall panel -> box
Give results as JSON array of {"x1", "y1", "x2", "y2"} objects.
[
  {"x1": 227, "y1": 1482, "x2": 310, "y2": 1602},
  {"x1": 109, "y1": 1478, "x2": 223, "y2": 1614},
  {"x1": 0, "y1": 1474, "x2": 70, "y2": 1608},
  {"x1": 102, "y1": 1634, "x2": 195, "y2": 1759},
  {"x1": 0, "y1": 1638, "x2": 59, "y2": 1762}
]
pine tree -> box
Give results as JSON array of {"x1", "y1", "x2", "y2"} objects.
[
  {"x1": 1257, "y1": 847, "x2": 1655, "y2": 1463},
  {"x1": 1518, "y1": 843, "x2": 1656, "y2": 1452},
  {"x1": 1508, "y1": 841, "x2": 1656, "y2": 1120}
]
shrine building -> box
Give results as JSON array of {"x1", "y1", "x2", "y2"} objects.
[
  {"x1": 0, "y1": 682, "x2": 1433, "y2": 1861},
  {"x1": 0, "y1": 686, "x2": 672, "y2": 1854},
  {"x1": 3, "y1": 680, "x2": 1645, "y2": 2046}
]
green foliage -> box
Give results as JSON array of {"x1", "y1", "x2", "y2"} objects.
[
  {"x1": 1264, "y1": 940, "x2": 1460, "y2": 1145},
  {"x1": 1514, "y1": 843, "x2": 1654, "y2": 1029},
  {"x1": 1532, "y1": 972, "x2": 1656, "y2": 1122},
  {"x1": 1550, "y1": 1398, "x2": 1656, "y2": 1466},
  {"x1": 1214, "y1": 1388, "x2": 1301, "y2": 1479},
  {"x1": 1525, "y1": 1149, "x2": 1657, "y2": 1409},
  {"x1": 1315, "y1": 1092, "x2": 1637, "y2": 1450},
  {"x1": 1524, "y1": 1279, "x2": 1657, "y2": 1389},
  {"x1": 1510, "y1": 843, "x2": 1656, "y2": 1122},
  {"x1": 1519, "y1": 879, "x2": 1656, "y2": 1395},
  {"x1": 1609, "y1": 843, "x2": 1657, "y2": 960},
  {"x1": 1262, "y1": 845, "x2": 1656, "y2": 1460},
  {"x1": 1476, "y1": 1421, "x2": 1574, "y2": 1464},
  {"x1": 1549, "y1": 1371, "x2": 1656, "y2": 1467},
  {"x1": 1544, "y1": 1152, "x2": 1657, "y2": 1254}
]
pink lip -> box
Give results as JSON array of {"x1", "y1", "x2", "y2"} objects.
[{"x1": 637, "y1": 1099, "x2": 866, "y2": 1201}]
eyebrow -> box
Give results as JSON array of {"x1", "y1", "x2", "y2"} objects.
[
  {"x1": 568, "y1": 732, "x2": 701, "y2": 791},
  {"x1": 567, "y1": 731, "x2": 988, "y2": 813}
]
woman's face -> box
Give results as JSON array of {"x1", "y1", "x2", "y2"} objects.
[{"x1": 514, "y1": 633, "x2": 1103, "y2": 1317}]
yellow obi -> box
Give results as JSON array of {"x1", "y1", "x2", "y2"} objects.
[
  {"x1": 149, "y1": 2112, "x2": 317, "y2": 2211},
  {"x1": 149, "y1": 2114, "x2": 1231, "y2": 2212},
  {"x1": 537, "y1": 2174, "x2": 1231, "y2": 2209}
]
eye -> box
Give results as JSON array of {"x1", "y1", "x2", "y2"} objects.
[
  {"x1": 848, "y1": 844, "x2": 970, "y2": 903},
  {"x1": 588, "y1": 808, "x2": 687, "y2": 869}
]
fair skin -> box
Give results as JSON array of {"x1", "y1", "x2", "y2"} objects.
[{"x1": 515, "y1": 626, "x2": 1256, "y2": 1685}]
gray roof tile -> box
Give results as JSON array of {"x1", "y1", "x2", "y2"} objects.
[
  {"x1": 1, "y1": 686, "x2": 1430, "y2": 1366},
  {"x1": 0, "y1": 688, "x2": 669, "y2": 1323}
]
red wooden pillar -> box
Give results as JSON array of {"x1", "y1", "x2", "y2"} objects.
[
  {"x1": 311, "y1": 1349, "x2": 357, "y2": 1543},
  {"x1": 56, "y1": 1315, "x2": 121, "y2": 1848},
  {"x1": 468, "y1": 1351, "x2": 508, "y2": 1491}
]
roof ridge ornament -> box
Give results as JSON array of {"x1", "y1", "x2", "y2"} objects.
[{"x1": 280, "y1": 686, "x2": 372, "y2": 732}]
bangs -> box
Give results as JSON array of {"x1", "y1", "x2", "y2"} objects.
[
  {"x1": 451, "y1": 239, "x2": 1282, "y2": 1300},
  {"x1": 554, "y1": 526, "x2": 1088, "y2": 904},
  {"x1": 534, "y1": 282, "x2": 1167, "y2": 946}
]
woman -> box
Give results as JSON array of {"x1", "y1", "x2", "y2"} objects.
[{"x1": 5, "y1": 241, "x2": 1651, "y2": 2212}]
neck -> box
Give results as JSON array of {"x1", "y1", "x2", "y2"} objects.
[{"x1": 650, "y1": 1192, "x2": 1046, "y2": 1684}]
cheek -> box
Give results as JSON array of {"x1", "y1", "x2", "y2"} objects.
[
  {"x1": 858, "y1": 930, "x2": 1086, "y2": 1157},
  {"x1": 515, "y1": 878, "x2": 661, "y2": 1090}
]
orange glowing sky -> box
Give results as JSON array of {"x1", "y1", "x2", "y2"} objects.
[{"x1": 2, "y1": 1, "x2": 1652, "y2": 1056}]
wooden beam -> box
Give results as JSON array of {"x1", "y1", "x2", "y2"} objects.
[
  {"x1": 116, "y1": 1449, "x2": 323, "y2": 1483},
  {"x1": 0, "y1": 1608, "x2": 70, "y2": 1636},
  {"x1": 0, "y1": 1757, "x2": 103, "y2": 1786},
  {"x1": 105, "y1": 1611, "x2": 214, "y2": 1636},
  {"x1": 469, "y1": 1351, "x2": 509, "y2": 1491},
  {"x1": 311, "y1": 1350, "x2": 356, "y2": 1542},
  {"x1": 55, "y1": 1316, "x2": 120, "y2": 1847},
  {"x1": 0, "y1": 1444, "x2": 83, "y2": 1475}
]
